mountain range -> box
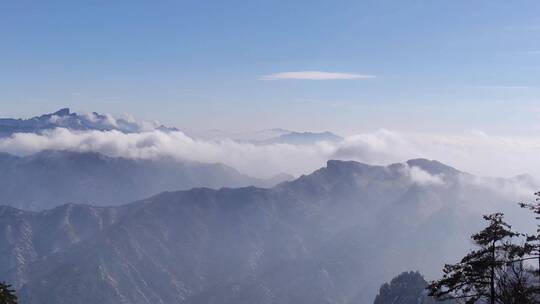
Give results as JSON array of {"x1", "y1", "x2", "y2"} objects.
[
  {"x1": 0, "y1": 108, "x2": 177, "y2": 137},
  {"x1": 0, "y1": 109, "x2": 343, "y2": 146},
  {"x1": 0, "y1": 159, "x2": 534, "y2": 304},
  {"x1": 255, "y1": 131, "x2": 343, "y2": 145},
  {"x1": 0, "y1": 150, "x2": 292, "y2": 210}
]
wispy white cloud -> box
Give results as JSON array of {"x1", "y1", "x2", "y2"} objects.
[{"x1": 261, "y1": 71, "x2": 374, "y2": 80}]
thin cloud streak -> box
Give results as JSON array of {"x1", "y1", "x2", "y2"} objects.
[{"x1": 261, "y1": 71, "x2": 375, "y2": 80}]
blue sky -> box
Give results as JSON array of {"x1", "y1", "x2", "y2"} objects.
[{"x1": 1, "y1": 1, "x2": 540, "y2": 135}]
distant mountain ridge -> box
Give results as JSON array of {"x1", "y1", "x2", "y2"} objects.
[
  {"x1": 186, "y1": 128, "x2": 343, "y2": 144},
  {"x1": 0, "y1": 159, "x2": 534, "y2": 304},
  {"x1": 256, "y1": 131, "x2": 343, "y2": 145},
  {"x1": 0, "y1": 110, "x2": 345, "y2": 149},
  {"x1": 0, "y1": 108, "x2": 177, "y2": 137},
  {"x1": 0, "y1": 150, "x2": 292, "y2": 210}
]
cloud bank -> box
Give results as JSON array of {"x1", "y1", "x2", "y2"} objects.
[
  {"x1": 0, "y1": 128, "x2": 539, "y2": 180},
  {"x1": 261, "y1": 71, "x2": 374, "y2": 80}
]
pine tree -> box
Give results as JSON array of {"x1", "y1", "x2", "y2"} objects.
[
  {"x1": 519, "y1": 191, "x2": 540, "y2": 281},
  {"x1": 517, "y1": 191, "x2": 540, "y2": 302},
  {"x1": 496, "y1": 261, "x2": 536, "y2": 304},
  {"x1": 0, "y1": 282, "x2": 17, "y2": 304},
  {"x1": 428, "y1": 213, "x2": 520, "y2": 304}
]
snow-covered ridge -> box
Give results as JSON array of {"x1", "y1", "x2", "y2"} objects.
[{"x1": 0, "y1": 108, "x2": 177, "y2": 137}]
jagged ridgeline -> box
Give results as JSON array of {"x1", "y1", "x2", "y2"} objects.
[
  {"x1": 0, "y1": 108, "x2": 177, "y2": 136},
  {"x1": 0, "y1": 159, "x2": 535, "y2": 304}
]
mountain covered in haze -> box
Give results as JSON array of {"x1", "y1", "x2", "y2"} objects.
[
  {"x1": 0, "y1": 108, "x2": 177, "y2": 137},
  {"x1": 0, "y1": 109, "x2": 342, "y2": 146},
  {"x1": 259, "y1": 131, "x2": 343, "y2": 145},
  {"x1": 0, "y1": 150, "x2": 292, "y2": 210},
  {"x1": 373, "y1": 271, "x2": 452, "y2": 304},
  {"x1": 0, "y1": 159, "x2": 534, "y2": 304},
  {"x1": 188, "y1": 128, "x2": 343, "y2": 145}
]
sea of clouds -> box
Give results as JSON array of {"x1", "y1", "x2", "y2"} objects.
[{"x1": 0, "y1": 128, "x2": 539, "y2": 181}]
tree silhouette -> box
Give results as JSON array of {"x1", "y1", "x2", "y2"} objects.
[
  {"x1": 428, "y1": 213, "x2": 520, "y2": 304},
  {"x1": 519, "y1": 191, "x2": 540, "y2": 281},
  {"x1": 0, "y1": 282, "x2": 17, "y2": 304},
  {"x1": 496, "y1": 261, "x2": 536, "y2": 304}
]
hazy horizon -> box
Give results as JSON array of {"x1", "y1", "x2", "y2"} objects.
[{"x1": 0, "y1": 107, "x2": 539, "y2": 180}]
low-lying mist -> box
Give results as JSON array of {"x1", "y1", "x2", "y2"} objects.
[
  {"x1": 0, "y1": 128, "x2": 540, "y2": 177},
  {"x1": 0, "y1": 127, "x2": 538, "y2": 179}
]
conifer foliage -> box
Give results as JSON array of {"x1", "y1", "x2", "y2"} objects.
[
  {"x1": 520, "y1": 191, "x2": 540, "y2": 280},
  {"x1": 0, "y1": 282, "x2": 17, "y2": 304},
  {"x1": 427, "y1": 213, "x2": 525, "y2": 304}
]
